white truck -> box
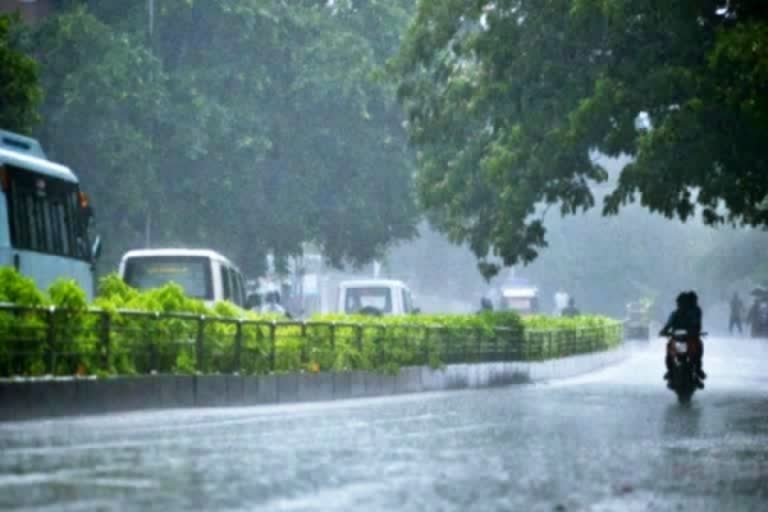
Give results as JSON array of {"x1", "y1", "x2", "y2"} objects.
[{"x1": 337, "y1": 279, "x2": 417, "y2": 316}]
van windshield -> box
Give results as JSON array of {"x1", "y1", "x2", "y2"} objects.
[
  {"x1": 344, "y1": 287, "x2": 392, "y2": 314},
  {"x1": 501, "y1": 296, "x2": 538, "y2": 314},
  {"x1": 123, "y1": 256, "x2": 212, "y2": 300}
]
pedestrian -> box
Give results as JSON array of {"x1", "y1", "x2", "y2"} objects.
[
  {"x1": 562, "y1": 297, "x2": 580, "y2": 317},
  {"x1": 478, "y1": 297, "x2": 494, "y2": 313},
  {"x1": 554, "y1": 288, "x2": 569, "y2": 316},
  {"x1": 729, "y1": 291, "x2": 744, "y2": 334}
]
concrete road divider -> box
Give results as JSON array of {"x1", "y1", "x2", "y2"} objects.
[{"x1": 0, "y1": 345, "x2": 627, "y2": 421}]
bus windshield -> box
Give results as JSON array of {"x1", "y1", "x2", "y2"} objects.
[
  {"x1": 123, "y1": 256, "x2": 213, "y2": 300},
  {"x1": 3, "y1": 165, "x2": 90, "y2": 260}
]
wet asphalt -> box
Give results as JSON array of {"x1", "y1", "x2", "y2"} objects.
[{"x1": 1, "y1": 336, "x2": 767, "y2": 511}]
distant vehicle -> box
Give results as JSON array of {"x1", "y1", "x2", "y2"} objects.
[
  {"x1": 497, "y1": 279, "x2": 539, "y2": 315},
  {"x1": 245, "y1": 286, "x2": 290, "y2": 317},
  {"x1": 0, "y1": 129, "x2": 101, "y2": 299},
  {"x1": 119, "y1": 248, "x2": 245, "y2": 308},
  {"x1": 337, "y1": 279, "x2": 417, "y2": 316},
  {"x1": 625, "y1": 301, "x2": 651, "y2": 340}
]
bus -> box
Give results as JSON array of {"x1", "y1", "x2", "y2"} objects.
[{"x1": 0, "y1": 129, "x2": 100, "y2": 299}]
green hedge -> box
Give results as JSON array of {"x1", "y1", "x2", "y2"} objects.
[{"x1": 0, "y1": 268, "x2": 622, "y2": 377}]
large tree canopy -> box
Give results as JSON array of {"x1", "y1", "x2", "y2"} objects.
[
  {"x1": 393, "y1": 0, "x2": 768, "y2": 277},
  {"x1": 0, "y1": 14, "x2": 41, "y2": 133},
  {"x1": 26, "y1": 0, "x2": 418, "y2": 276}
]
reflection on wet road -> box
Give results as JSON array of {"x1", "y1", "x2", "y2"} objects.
[{"x1": 1, "y1": 337, "x2": 767, "y2": 511}]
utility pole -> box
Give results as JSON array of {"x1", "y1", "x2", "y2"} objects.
[
  {"x1": 148, "y1": 0, "x2": 155, "y2": 37},
  {"x1": 145, "y1": 0, "x2": 155, "y2": 248}
]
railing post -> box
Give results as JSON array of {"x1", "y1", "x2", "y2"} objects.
[
  {"x1": 330, "y1": 322, "x2": 336, "y2": 352},
  {"x1": 463, "y1": 328, "x2": 470, "y2": 362},
  {"x1": 356, "y1": 324, "x2": 363, "y2": 353},
  {"x1": 100, "y1": 311, "x2": 111, "y2": 372},
  {"x1": 196, "y1": 315, "x2": 205, "y2": 372},
  {"x1": 547, "y1": 331, "x2": 553, "y2": 360},
  {"x1": 269, "y1": 321, "x2": 277, "y2": 371},
  {"x1": 45, "y1": 306, "x2": 56, "y2": 374},
  {"x1": 140, "y1": 314, "x2": 152, "y2": 373},
  {"x1": 300, "y1": 322, "x2": 308, "y2": 364},
  {"x1": 150, "y1": 312, "x2": 160, "y2": 372},
  {"x1": 234, "y1": 320, "x2": 243, "y2": 374},
  {"x1": 377, "y1": 324, "x2": 386, "y2": 367}
]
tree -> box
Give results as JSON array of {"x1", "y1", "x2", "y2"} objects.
[
  {"x1": 0, "y1": 14, "x2": 41, "y2": 133},
  {"x1": 393, "y1": 0, "x2": 768, "y2": 277},
  {"x1": 26, "y1": 6, "x2": 166, "y2": 273},
  {"x1": 385, "y1": 157, "x2": 743, "y2": 318},
  {"x1": 29, "y1": 1, "x2": 419, "y2": 276}
]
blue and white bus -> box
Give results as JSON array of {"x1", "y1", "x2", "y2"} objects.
[{"x1": 0, "y1": 130, "x2": 100, "y2": 299}]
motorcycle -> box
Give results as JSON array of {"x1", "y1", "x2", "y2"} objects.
[{"x1": 664, "y1": 329, "x2": 705, "y2": 404}]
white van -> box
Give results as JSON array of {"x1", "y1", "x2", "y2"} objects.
[
  {"x1": 498, "y1": 285, "x2": 540, "y2": 315},
  {"x1": 118, "y1": 248, "x2": 246, "y2": 308},
  {"x1": 337, "y1": 279, "x2": 417, "y2": 316}
]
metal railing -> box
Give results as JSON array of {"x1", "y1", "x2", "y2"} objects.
[{"x1": 0, "y1": 304, "x2": 623, "y2": 377}]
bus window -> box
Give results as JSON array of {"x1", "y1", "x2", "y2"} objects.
[{"x1": 4, "y1": 165, "x2": 88, "y2": 260}]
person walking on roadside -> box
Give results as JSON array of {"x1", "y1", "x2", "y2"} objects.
[
  {"x1": 562, "y1": 297, "x2": 580, "y2": 317},
  {"x1": 554, "y1": 288, "x2": 569, "y2": 316},
  {"x1": 729, "y1": 291, "x2": 744, "y2": 335}
]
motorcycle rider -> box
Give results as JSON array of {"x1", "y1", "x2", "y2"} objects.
[{"x1": 660, "y1": 291, "x2": 706, "y2": 388}]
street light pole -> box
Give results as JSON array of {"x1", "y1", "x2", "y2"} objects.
[
  {"x1": 145, "y1": 0, "x2": 155, "y2": 248},
  {"x1": 148, "y1": 0, "x2": 154, "y2": 38}
]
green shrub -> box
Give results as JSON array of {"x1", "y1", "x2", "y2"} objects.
[{"x1": 0, "y1": 267, "x2": 623, "y2": 377}]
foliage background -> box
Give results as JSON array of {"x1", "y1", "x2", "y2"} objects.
[{"x1": 8, "y1": 1, "x2": 420, "y2": 277}]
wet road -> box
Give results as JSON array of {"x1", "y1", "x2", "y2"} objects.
[{"x1": 1, "y1": 337, "x2": 767, "y2": 511}]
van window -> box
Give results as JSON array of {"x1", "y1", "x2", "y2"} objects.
[
  {"x1": 228, "y1": 267, "x2": 240, "y2": 305},
  {"x1": 220, "y1": 264, "x2": 232, "y2": 301},
  {"x1": 123, "y1": 256, "x2": 213, "y2": 300},
  {"x1": 232, "y1": 272, "x2": 245, "y2": 307},
  {"x1": 402, "y1": 289, "x2": 413, "y2": 313},
  {"x1": 501, "y1": 296, "x2": 538, "y2": 313}
]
